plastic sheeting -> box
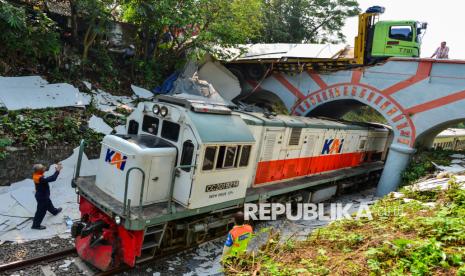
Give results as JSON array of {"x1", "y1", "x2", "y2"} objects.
[
  {"x1": 0, "y1": 76, "x2": 90, "y2": 110},
  {"x1": 131, "y1": 84, "x2": 153, "y2": 98},
  {"x1": 221, "y1": 43, "x2": 351, "y2": 61},
  {"x1": 198, "y1": 62, "x2": 241, "y2": 101},
  {"x1": 88, "y1": 115, "x2": 113, "y2": 135}
]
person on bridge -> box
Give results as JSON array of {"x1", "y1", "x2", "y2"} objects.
[
  {"x1": 31, "y1": 163, "x2": 63, "y2": 230},
  {"x1": 223, "y1": 211, "x2": 253, "y2": 257},
  {"x1": 431, "y1": 41, "x2": 449, "y2": 59}
]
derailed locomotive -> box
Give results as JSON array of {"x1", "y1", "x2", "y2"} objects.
[{"x1": 71, "y1": 95, "x2": 390, "y2": 270}]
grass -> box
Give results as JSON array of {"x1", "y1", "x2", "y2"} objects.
[
  {"x1": 402, "y1": 149, "x2": 454, "y2": 185},
  {"x1": 223, "y1": 149, "x2": 465, "y2": 275},
  {"x1": 342, "y1": 106, "x2": 387, "y2": 124}
]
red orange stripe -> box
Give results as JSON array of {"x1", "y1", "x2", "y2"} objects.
[
  {"x1": 273, "y1": 73, "x2": 305, "y2": 100},
  {"x1": 254, "y1": 152, "x2": 376, "y2": 185}
]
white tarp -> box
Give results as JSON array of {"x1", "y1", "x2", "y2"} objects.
[
  {"x1": 115, "y1": 125, "x2": 126, "y2": 134},
  {"x1": 198, "y1": 62, "x2": 241, "y2": 101},
  {"x1": 0, "y1": 76, "x2": 90, "y2": 110},
  {"x1": 88, "y1": 115, "x2": 113, "y2": 135},
  {"x1": 433, "y1": 162, "x2": 465, "y2": 174},
  {"x1": 92, "y1": 88, "x2": 135, "y2": 113},
  {"x1": 0, "y1": 76, "x2": 48, "y2": 88},
  {"x1": 221, "y1": 43, "x2": 351, "y2": 61},
  {"x1": 131, "y1": 84, "x2": 153, "y2": 98},
  {"x1": 0, "y1": 147, "x2": 98, "y2": 243}
]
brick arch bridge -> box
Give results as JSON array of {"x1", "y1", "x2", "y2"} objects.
[{"x1": 244, "y1": 58, "x2": 465, "y2": 195}]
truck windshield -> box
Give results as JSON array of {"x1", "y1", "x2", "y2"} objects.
[{"x1": 389, "y1": 26, "x2": 413, "y2": 41}]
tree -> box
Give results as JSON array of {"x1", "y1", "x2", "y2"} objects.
[
  {"x1": 122, "y1": 0, "x2": 263, "y2": 61},
  {"x1": 75, "y1": 0, "x2": 120, "y2": 60},
  {"x1": 258, "y1": 0, "x2": 360, "y2": 43},
  {"x1": 0, "y1": 0, "x2": 60, "y2": 64}
]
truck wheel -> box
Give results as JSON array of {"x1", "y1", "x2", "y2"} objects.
[{"x1": 246, "y1": 64, "x2": 266, "y2": 80}]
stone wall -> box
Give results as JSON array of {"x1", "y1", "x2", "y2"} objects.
[{"x1": 0, "y1": 145, "x2": 99, "y2": 186}]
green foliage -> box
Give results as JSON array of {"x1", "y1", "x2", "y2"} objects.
[
  {"x1": 225, "y1": 180, "x2": 465, "y2": 275},
  {"x1": 121, "y1": 0, "x2": 263, "y2": 86},
  {"x1": 0, "y1": 1, "x2": 60, "y2": 63},
  {"x1": 0, "y1": 109, "x2": 103, "y2": 151},
  {"x1": 402, "y1": 149, "x2": 452, "y2": 185},
  {"x1": 342, "y1": 106, "x2": 387, "y2": 124},
  {"x1": 366, "y1": 238, "x2": 455, "y2": 275},
  {"x1": 0, "y1": 137, "x2": 12, "y2": 160},
  {"x1": 258, "y1": 0, "x2": 360, "y2": 43}
]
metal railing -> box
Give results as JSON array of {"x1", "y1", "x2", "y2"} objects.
[
  {"x1": 72, "y1": 139, "x2": 86, "y2": 188},
  {"x1": 123, "y1": 167, "x2": 146, "y2": 218}
]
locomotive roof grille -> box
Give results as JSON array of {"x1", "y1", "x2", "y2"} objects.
[{"x1": 156, "y1": 94, "x2": 232, "y2": 114}]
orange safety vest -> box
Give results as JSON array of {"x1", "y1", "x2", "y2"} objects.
[
  {"x1": 229, "y1": 224, "x2": 253, "y2": 255},
  {"x1": 32, "y1": 172, "x2": 44, "y2": 191}
]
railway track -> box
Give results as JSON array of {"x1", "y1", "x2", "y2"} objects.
[
  {"x1": 0, "y1": 234, "x2": 224, "y2": 276},
  {"x1": 0, "y1": 247, "x2": 77, "y2": 274}
]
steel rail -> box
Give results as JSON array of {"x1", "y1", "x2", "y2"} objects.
[
  {"x1": 95, "y1": 233, "x2": 226, "y2": 276},
  {"x1": 0, "y1": 247, "x2": 77, "y2": 273}
]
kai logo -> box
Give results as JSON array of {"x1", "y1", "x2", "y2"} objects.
[
  {"x1": 321, "y1": 139, "x2": 344, "y2": 155},
  {"x1": 105, "y1": 149, "x2": 127, "y2": 171}
]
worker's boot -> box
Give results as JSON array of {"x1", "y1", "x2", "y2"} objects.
[
  {"x1": 31, "y1": 225, "x2": 47, "y2": 230},
  {"x1": 53, "y1": 207, "x2": 63, "y2": 215}
]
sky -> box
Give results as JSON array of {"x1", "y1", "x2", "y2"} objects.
[{"x1": 341, "y1": 0, "x2": 465, "y2": 59}]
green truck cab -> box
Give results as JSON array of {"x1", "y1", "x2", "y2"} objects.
[
  {"x1": 354, "y1": 6, "x2": 427, "y2": 65},
  {"x1": 370, "y1": 20, "x2": 424, "y2": 58}
]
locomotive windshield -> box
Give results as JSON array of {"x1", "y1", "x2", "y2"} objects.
[{"x1": 117, "y1": 134, "x2": 175, "y2": 149}]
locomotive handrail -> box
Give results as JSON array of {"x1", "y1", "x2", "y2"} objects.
[
  {"x1": 168, "y1": 165, "x2": 196, "y2": 214},
  {"x1": 123, "y1": 167, "x2": 146, "y2": 217},
  {"x1": 72, "y1": 139, "x2": 86, "y2": 188}
]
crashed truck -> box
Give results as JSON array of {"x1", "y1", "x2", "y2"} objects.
[{"x1": 177, "y1": 6, "x2": 427, "y2": 107}]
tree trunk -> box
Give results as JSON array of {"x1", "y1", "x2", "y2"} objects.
[
  {"x1": 69, "y1": 0, "x2": 79, "y2": 46},
  {"x1": 82, "y1": 26, "x2": 92, "y2": 60}
]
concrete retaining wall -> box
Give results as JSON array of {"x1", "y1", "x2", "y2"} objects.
[{"x1": 0, "y1": 145, "x2": 99, "y2": 186}]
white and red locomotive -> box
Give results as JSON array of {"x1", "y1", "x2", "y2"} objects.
[{"x1": 71, "y1": 95, "x2": 390, "y2": 270}]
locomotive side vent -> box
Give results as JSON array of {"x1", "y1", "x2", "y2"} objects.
[
  {"x1": 289, "y1": 128, "x2": 302, "y2": 146},
  {"x1": 263, "y1": 132, "x2": 277, "y2": 161}
]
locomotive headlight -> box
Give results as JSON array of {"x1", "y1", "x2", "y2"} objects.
[
  {"x1": 152, "y1": 104, "x2": 160, "y2": 115},
  {"x1": 115, "y1": 216, "x2": 121, "y2": 225},
  {"x1": 160, "y1": 106, "x2": 169, "y2": 117}
]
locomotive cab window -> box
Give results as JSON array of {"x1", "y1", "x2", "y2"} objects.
[
  {"x1": 389, "y1": 26, "x2": 413, "y2": 41},
  {"x1": 128, "y1": 120, "x2": 139, "y2": 135},
  {"x1": 239, "y1": 145, "x2": 251, "y2": 167},
  {"x1": 216, "y1": 146, "x2": 238, "y2": 169},
  {"x1": 161, "y1": 120, "x2": 180, "y2": 142},
  {"x1": 223, "y1": 146, "x2": 237, "y2": 168},
  {"x1": 202, "y1": 146, "x2": 217, "y2": 171},
  {"x1": 142, "y1": 116, "x2": 159, "y2": 135},
  {"x1": 180, "y1": 140, "x2": 195, "y2": 172},
  {"x1": 203, "y1": 145, "x2": 251, "y2": 171}
]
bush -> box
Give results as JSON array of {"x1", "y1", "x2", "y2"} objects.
[{"x1": 0, "y1": 1, "x2": 60, "y2": 63}]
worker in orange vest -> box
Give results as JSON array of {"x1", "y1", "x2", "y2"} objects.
[
  {"x1": 31, "y1": 163, "x2": 63, "y2": 230},
  {"x1": 223, "y1": 211, "x2": 253, "y2": 257}
]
